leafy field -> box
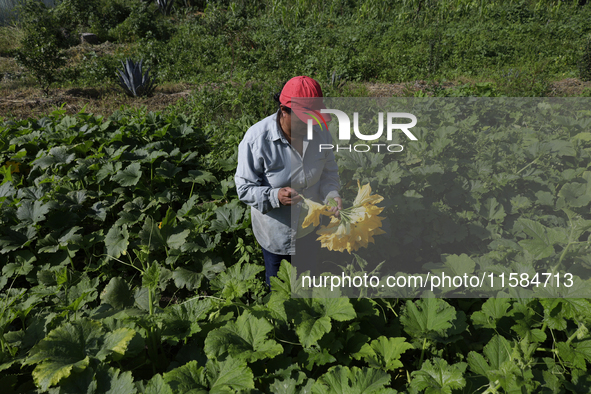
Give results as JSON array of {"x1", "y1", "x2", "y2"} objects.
[
  {"x1": 2, "y1": 96, "x2": 591, "y2": 392},
  {"x1": 295, "y1": 98, "x2": 591, "y2": 299}
]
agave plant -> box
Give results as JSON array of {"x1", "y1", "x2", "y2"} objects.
[
  {"x1": 156, "y1": 0, "x2": 174, "y2": 15},
  {"x1": 116, "y1": 59, "x2": 156, "y2": 98}
]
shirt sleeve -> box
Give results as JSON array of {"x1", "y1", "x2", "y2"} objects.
[{"x1": 235, "y1": 139, "x2": 282, "y2": 214}]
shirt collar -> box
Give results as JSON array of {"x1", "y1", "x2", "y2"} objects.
[
  {"x1": 270, "y1": 111, "x2": 320, "y2": 142},
  {"x1": 270, "y1": 111, "x2": 285, "y2": 142}
]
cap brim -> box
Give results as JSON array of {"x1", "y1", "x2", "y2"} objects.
[{"x1": 291, "y1": 98, "x2": 332, "y2": 127}]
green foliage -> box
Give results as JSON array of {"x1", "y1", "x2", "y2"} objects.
[
  {"x1": 156, "y1": 0, "x2": 174, "y2": 16},
  {"x1": 52, "y1": 0, "x2": 142, "y2": 43},
  {"x1": 164, "y1": 358, "x2": 255, "y2": 393},
  {"x1": 22, "y1": 319, "x2": 135, "y2": 391},
  {"x1": 203, "y1": 310, "x2": 283, "y2": 362},
  {"x1": 580, "y1": 37, "x2": 591, "y2": 81},
  {"x1": 53, "y1": 0, "x2": 100, "y2": 41},
  {"x1": 410, "y1": 358, "x2": 466, "y2": 394},
  {"x1": 1, "y1": 0, "x2": 55, "y2": 26},
  {"x1": 312, "y1": 365, "x2": 393, "y2": 393},
  {"x1": 13, "y1": 0, "x2": 65, "y2": 95},
  {"x1": 50, "y1": 0, "x2": 168, "y2": 44},
  {"x1": 108, "y1": 1, "x2": 171, "y2": 42},
  {"x1": 43, "y1": 0, "x2": 589, "y2": 90},
  {"x1": 353, "y1": 336, "x2": 413, "y2": 371},
  {"x1": 401, "y1": 298, "x2": 457, "y2": 341},
  {"x1": 0, "y1": 96, "x2": 590, "y2": 390},
  {"x1": 4, "y1": 2, "x2": 591, "y2": 393},
  {"x1": 323, "y1": 98, "x2": 591, "y2": 300}
]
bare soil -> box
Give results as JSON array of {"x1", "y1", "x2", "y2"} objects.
[
  {"x1": 1, "y1": 78, "x2": 589, "y2": 120},
  {"x1": 0, "y1": 84, "x2": 195, "y2": 119},
  {"x1": 547, "y1": 78, "x2": 591, "y2": 96}
]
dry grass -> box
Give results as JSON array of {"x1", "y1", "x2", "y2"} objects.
[
  {"x1": 0, "y1": 55, "x2": 20, "y2": 75},
  {"x1": 157, "y1": 82, "x2": 194, "y2": 95},
  {"x1": 0, "y1": 25, "x2": 22, "y2": 54},
  {"x1": 64, "y1": 41, "x2": 126, "y2": 63},
  {"x1": 0, "y1": 83, "x2": 196, "y2": 119},
  {"x1": 364, "y1": 76, "x2": 591, "y2": 97},
  {"x1": 547, "y1": 78, "x2": 591, "y2": 97},
  {"x1": 1, "y1": 76, "x2": 590, "y2": 121}
]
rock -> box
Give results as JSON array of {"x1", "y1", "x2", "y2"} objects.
[
  {"x1": 80, "y1": 33, "x2": 99, "y2": 45},
  {"x1": 60, "y1": 28, "x2": 71, "y2": 41}
]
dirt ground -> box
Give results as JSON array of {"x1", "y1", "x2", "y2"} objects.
[
  {"x1": 546, "y1": 78, "x2": 591, "y2": 96},
  {"x1": 0, "y1": 83, "x2": 195, "y2": 119},
  {"x1": 1, "y1": 78, "x2": 590, "y2": 120},
  {"x1": 364, "y1": 78, "x2": 591, "y2": 97}
]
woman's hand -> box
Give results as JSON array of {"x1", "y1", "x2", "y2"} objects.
[
  {"x1": 329, "y1": 196, "x2": 343, "y2": 218},
  {"x1": 278, "y1": 187, "x2": 302, "y2": 205}
]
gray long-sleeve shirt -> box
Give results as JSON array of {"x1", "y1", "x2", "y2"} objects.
[{"x1": 235, "y1": 112, "x2": 340, "y2": 255}]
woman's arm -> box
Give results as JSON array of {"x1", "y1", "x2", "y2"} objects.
[{"x1": 235, "y1": 139, "x2": 282, "y2": 214}]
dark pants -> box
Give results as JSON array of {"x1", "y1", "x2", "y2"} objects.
[{"x1": 262, "y1": 232, "x2": 321, "y2": 286}]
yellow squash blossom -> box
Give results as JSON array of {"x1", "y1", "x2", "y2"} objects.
[
  {"x1": 301, "y1": 197, "x2": 333, "y2": 228},
  {"x1": 348, "y1": 204, "x2": 384, "y2": 223},
  {"x1": 312, "y1": 182, "x2": 386, "y2": 253},
  {"x1": 4, "y1": 161, "x2": 20, "y2": 173},
  {"x1": 353, "y1": 180, "x2": 383, "y2": 207}
]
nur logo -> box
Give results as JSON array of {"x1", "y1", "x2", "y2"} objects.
[
  {"x1": 303, "y1": 110, "x2": 329, "y2": 132},
  {"x1": 305, "y1": 109, "x2": 418, "y2": 153}
]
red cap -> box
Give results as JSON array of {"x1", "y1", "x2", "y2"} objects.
[{"x1": 279, "y1": 76, "x2": 332, "y2": 126}]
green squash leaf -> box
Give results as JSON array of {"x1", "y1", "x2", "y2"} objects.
[
  {"x1": 105, "y1": 225, "x2": 129, "y2": 259},
  {"x1": 467, "y1": 335, "x2": 517, "y2": 383},
  {"x1": 182, "y1": 170, "x2": 217, "y2": 185},
  {"x1": 517, "y1": 218, "x2": 568, "y2": 260},
  {"x1": 100, "y1": 277, "x2": 134, "y2": 309},
  {"x1": 172, "y1": 257, "x2": 225, "y2": 291},
  {"x1": 297, "y1": 315, "x2": 333, "y2": 349},
  {"x1": 145, "y1": 374, "x2": 173, "y2": 394},
  {"x1": 558, "y1": 182, "x2": 591, "y2": 208},
  {"x1": 96, "y1": 328, "x2": 136, "y2": 361},
  {"x1": 471, "y1": 298, "x2": 512, "y2": 329},
  {"x1": 96, "y1": 367, "x2": 137, "y2": 394},
  {"x1": 312, "y1": 366, "x2": 393, "y2": 394},
  {"x1": 16, "y1": 200, "x2": 50, "y2": 224},
  {"x1": 111, "y1": 162, "x2": 142, "y2": 186},
  {"x1": 209, "y1": 201, "x2": 245, "y2": 233},
  {"x1": 156, "y1": 161, "x2": 182, "y2": 179},
  {"x1": 24, "y1": 319, "x2": 104, "y2": 391},
  {"x1": 204, "y1": 311, "x2": 283, "y2": 362},
  {"x1": 400, "y1": 298, "x2": 456, "y2": 341},
  {"x1": 165, "y1": 358, "x2": 254, "y2": 393},
  {"x1": 410, "y1": 358, "x2": 466, "y2": 394},
  {"x1": 353, "y1": 336, "x2": 413, "y2": 371},
  {"x1": 480, "y1": 197, "x2": 506, "y2": 222}
]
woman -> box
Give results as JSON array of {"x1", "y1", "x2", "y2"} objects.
[{"x1": 235, "y1": 76, "x2": 342, "y2": 285}]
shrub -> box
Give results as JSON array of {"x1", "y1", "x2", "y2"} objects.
[
  {"x1": 53, "y1": 0, "x2": 138, "y2": 43},
  {"x1": 79, "y1": 51, "x2": 121, "y2": 86},
  {"x1": 14, "y1": 0, "x2": 65, "y2": 95},
  {"x1": 53, "y1": 0, "x2": 100, "y2": 37},
  {"x1": 108, "y1": 2, "x2": 171, "y2": 42},
  {"x1": 579, "y1": 38, "x2": 591, "y2": 82}
]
